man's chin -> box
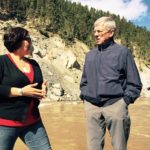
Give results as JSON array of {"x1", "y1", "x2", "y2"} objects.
[{"x1": 96, "y1": 42, "x2": 102, "y2": 45}]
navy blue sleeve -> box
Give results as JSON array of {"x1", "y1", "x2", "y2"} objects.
[
  {"x1": 123, "y1": 50, "x2": 142, "y2": 105},
  {"x1": 80, "y1": 55, "x2": 88, "y2": 100}
]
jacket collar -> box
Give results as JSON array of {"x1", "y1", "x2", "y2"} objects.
[{"x1": 98, "y1": 38, "x2": 114, "y2": 51}]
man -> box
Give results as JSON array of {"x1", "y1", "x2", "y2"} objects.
[{"x1": 80, "y1": 16, "x2": 142, "y2": 150}]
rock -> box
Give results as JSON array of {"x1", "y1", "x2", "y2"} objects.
[
  {"x1": 48, "y1": 71, "x2": 53, "y2": 76},
  {"x1": 33, "y1": 46, "x2": 47, "y2": 58},
  {"x1": 49, "y1": 94, "x2": 60, "y2": 101},
  {"x1": 52, "y1": 83, "x2": 61, "y2": 88},
  {"x1": 63, "y1": 50, "x2": 80, "y2": 69},
  {"x1": 64, "y1": 75, "x2": 75, "y2": 83},
  {"x1": 51, "y1": 83, "x2": 64, "y2": 97},
  {"x1": 52, "y1": 50, "x2": 80, "y2": 70},
  {"x1": 52, "y1": 88, "x2": 64, "y2": 96}
]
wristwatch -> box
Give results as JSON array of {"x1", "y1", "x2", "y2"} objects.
[{"x1": 18, "y1": 88, "x2": 23, "y2": 96}]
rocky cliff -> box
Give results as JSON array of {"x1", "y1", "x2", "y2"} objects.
[{"x1": 0, "y1": 19, "x2": 149, "y2": 101}]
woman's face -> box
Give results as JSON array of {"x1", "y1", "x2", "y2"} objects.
[
  {"x1": 21, "y1": 37, "x2": 33, "y2": 55},
  {"x1": 24, "y1": 40, "x2": 31, "y2": 55}
]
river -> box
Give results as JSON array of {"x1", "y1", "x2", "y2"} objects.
[{"x1": 15, "y1": 98, "x2": 150, "y2": 150}]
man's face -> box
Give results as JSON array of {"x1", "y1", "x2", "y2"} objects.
[{"x1": 93, "y1": 24, "x2": 114, "y2": 45}]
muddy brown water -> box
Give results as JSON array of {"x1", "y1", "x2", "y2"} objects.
[{"x1": 14, "y1": 98, "x2": 150, "y2": 150}]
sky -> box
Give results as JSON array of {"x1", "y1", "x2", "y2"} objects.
[{"x1": 69, "y1": 0, "x2": 150, "y2": 31}]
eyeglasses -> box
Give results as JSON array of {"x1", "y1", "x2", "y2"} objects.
[{"x1": 93, "y1": 30, "x2": 110, "y2": 36}]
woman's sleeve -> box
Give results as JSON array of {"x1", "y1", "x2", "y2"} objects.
[
  {"x1": 31, "y1": 59, "x2": 43, "y2": 89},
  {"x1": 0, "y1": 59, "x2": 11, "y2": 97}
]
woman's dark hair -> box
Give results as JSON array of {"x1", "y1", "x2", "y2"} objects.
[{"x1": 3, "y1": 27, "x2": 30, "y2": 52}]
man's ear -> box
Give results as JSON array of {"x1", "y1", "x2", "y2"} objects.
[{"x1": 109, "y1": 31, "x2": 115, "y2": 38}]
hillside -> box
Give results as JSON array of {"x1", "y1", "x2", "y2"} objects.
[
  {"x1": 0, "y1": 0, "x2": 150, "y2": 61},
  {"x1": 0, "y1": 19, "x2": 89, "y2": 101},
  {"x1": 0, "y1": 19, "x2": 150, "y2": 101}
]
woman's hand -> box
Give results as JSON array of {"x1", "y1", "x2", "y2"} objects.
[
  {"x1": 9, "y1": 82, "x2": 47, "y2": 99},
  {"x1": 42, "y1": 80, "x2": 47, "y2": 98},
  {"x1": 22, "y1": 83, "x2": 44, "y2": 99}
]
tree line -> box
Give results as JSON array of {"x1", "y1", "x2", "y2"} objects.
[{"x1": 0, "y1": 0, "x2": 150, "y2": 61}]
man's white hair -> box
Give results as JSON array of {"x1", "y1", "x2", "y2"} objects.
[{"x1": 94, "y1": 16, "x2": 116, "y2": 32}]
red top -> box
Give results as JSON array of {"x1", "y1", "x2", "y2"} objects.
[{"x1": 0, "y1": 54, "x2": 40, "y2": 126}]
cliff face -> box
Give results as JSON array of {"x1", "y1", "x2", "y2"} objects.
[
  {"x1": 30, "y1": 31, "x2": 89, "y2": 101},
  {"x1": 0, "y1": 20, "x2": 89, "y2": 101},
  {"x1": 0, "y1": 20, "x2": 149, "y2": 101}
]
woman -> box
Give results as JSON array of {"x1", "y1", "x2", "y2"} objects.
[{"x1": 0, "y1": 27, "x2": 52, "y2": 150}]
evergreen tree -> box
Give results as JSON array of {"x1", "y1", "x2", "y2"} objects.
[{"x1": 0, "y1": 0, "x2": 150, "y2": 61}]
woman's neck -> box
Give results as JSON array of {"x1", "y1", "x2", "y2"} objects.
[{"x1": 9, "y1": 52, "x2": 24, "y2": 61}]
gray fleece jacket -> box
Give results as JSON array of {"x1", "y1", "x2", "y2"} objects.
[{"x1": 80, "y1": 39, "x2": 142, "y2": 106}]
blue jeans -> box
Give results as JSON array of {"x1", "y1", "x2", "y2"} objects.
[{"x1": 0, "y1": 120, "x2": 52, "y2": 150}]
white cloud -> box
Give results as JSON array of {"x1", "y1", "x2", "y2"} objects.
[{"x1": 69, "y1": 0, "x2": 148, "y2": 20}]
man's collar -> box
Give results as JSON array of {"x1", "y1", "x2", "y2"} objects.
[{"x1": 98, "y1": 38, "x2": 114, "y2": 51}]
